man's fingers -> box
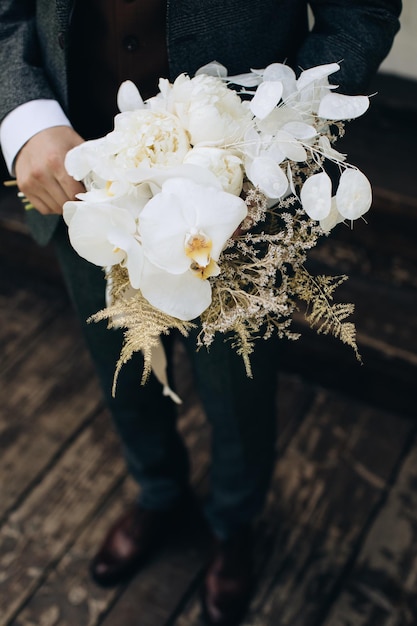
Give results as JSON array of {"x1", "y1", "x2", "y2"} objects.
[
  {"x1": 18, "y1": 172, "x2": 66, "y2": 214},
  {"x1": 27, "y1": 188, "x2": 63, "y2": 215},
  {"x1": 14, "y1": 126, "x2": 85, "y2": 215},
  {"x1": 22, "y1": 168, "x2": 85, "y2": 213},
  {"x1": 59, "y1": 173, "x2": 85, "y2": 202},
  {"x1": 26, "y1": 192, "x2": 58, "y2": 216}
]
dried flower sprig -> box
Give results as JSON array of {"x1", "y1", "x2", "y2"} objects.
[{"x1": 89, "y1": 265, "x2": 194, "y2": 395}]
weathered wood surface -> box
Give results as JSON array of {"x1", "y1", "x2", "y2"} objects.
[
  {"x1": 9, "y1": 477, "x2": 138, "y2": 626},
  {"x1": 0, "y1": 257, "x2": 321, "y2": 626},
  {"x1": 0, "y1": 272, "x2": 101, "y2": 521},
  {"x1": 0, "y1": 408, "x2": 127, "y2": 625},
  {"x1": 99, "y1": 370, "x2": 320, "y2": 626},
  {"x1": 1, "y1": 252, "x2": 417, "y2": 626},
  {"x1": 245, "y1": 401, "x2": 414, "y2": 626},
  {"x1": 0, "y1": 269, "x2": 66, "y2": 369},
  {"x1": 174, "y1": 394, "x2": 416, "y2": 626},
  {"x1": 322, "y1": 441, "x2": 417, "y2": 626}
]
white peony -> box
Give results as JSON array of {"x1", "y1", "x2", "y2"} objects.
[
  {"x1": 65, "y1": 108, "x2": 192, "y2": 197},
  {"x1": 107, "y1": 109, "x2": 191, "y2": 170},
  {"x1": 152, "y1": 73, "x2": 252, "y2": 147},
  {"x1": 183, "y1": 147, "x2": 244, "y2": 195}
]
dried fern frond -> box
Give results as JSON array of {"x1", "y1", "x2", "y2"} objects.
[
  {"x1": 89, "y1": 267, "x2": 194, "y2": 395},
  {"x1": 291, "y1": 265, "x2": 362, "y2": 362}
]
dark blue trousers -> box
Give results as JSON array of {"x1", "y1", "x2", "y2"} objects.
[{"x1": 53, "y1": 221, "x2": 278, "y2": 539}]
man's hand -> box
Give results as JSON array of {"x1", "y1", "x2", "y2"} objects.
[{"x1": 15, "y1": 126, "x2": 85, "y2": 215}]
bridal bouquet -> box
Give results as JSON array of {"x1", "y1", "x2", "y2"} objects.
[{"x1": 64, "y1": 61, "x2": 371, "y2": 394}]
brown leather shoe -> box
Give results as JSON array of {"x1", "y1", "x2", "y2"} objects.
[
  {"x1": 201, "y1": 527, "x2": 253, "y2": 625},
  {"x1": 90, "y1": 500, "x2": 189, "y2": 587}
]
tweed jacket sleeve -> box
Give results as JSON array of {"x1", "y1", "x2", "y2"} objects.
[
  {"x1": 0, "y1": 0, "x2": 68, "y2": 124},
  {"x1": 166, "y1": 1, "x2": 401, "y2": 95},
  {"x1": 298, "y1": 0, "x2": 402, "y2": 94}
]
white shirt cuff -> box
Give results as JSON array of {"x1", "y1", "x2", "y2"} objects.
[{"x1": 0, "y1": 100, "x2": 72, "y2": 175}]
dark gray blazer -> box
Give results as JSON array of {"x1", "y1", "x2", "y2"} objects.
[{"x1": 0, "y1": 0, "x2": 401, "y2": 244}]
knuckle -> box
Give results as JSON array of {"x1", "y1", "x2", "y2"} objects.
[
  {"x1": 45, "y1": 151, "x2": 62, "y2": 171},
  {"x1": 32, "y1": 168, "x2": 44, "y2": 181},
  {"x1": 17, "y1": 174, "x2": 34, "y2": 195}
]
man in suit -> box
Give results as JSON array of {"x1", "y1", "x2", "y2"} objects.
[{"x1": 0, "y1": 2, "x2": 401, "y2": 624}]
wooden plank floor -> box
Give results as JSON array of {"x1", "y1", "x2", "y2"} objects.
[
  {"x1": 1, "y1": 72, "x2": 417, "y2": 626},
  {"x1": 1, "y1": 254, "x2": 417, "y2": 626}
]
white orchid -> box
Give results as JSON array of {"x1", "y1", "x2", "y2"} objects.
[
  {"x1": 63, "y1": 201, "x2": 144, "y2": 288},
  {"x1": 139, "y1": 260, "x2": 214, "y2": 321},
  {"x1": 140, "y1": 177, "x2": 247, "y2": 273},
  {"x1": 74, "y1": 179, "x2": 153, "y2": 219},
  {"x1": 138, "y1": 178, "x2": 247, "y2": 320}
]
